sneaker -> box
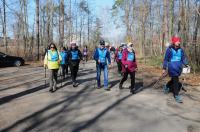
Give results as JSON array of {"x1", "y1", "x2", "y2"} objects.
[
  {"x1": 130, "y1": 89, "x2": 135, "y2": 94},
  {"x1": 175, "y1": 95, "x2": 183, "y2": 103},
  {"x1": 119, "y1": 84, "x2": 123, "y2": 89},
  {"x1": 104, "y1": 87, "x2": 110, "y2": 91},
  {"x1": 53, "y1": 86, "x2": 56, "y2": 92},
  {"x1": 163, "y1": 85, "x2": 169, "y2": 94},
  {"x1": 97, "y1": 86, "x2": 101, "y2": 89},
  {"x1": 49, "y1": 88, "x2": 53, "y2": 92},
  {"x1": 73, "y1": 82, "x2": 77, "y2": 87}
]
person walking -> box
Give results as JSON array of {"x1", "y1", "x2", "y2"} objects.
[
  {"x1": 115, "y1": 45, "x2": 123, "y2": 76},
  {"x1": 162, "y1": 36, "x2": 189, "y2": 103},
  {"x1": 67, "y1": 41, "x2": 82, "y2": 87},
  {"x1": 44, "y1": 43, "x2": 62, "y2": 92},
  {"x1": 93, "y1": 39, "x2": 111, "y2": 91},
  {"x1": 119, "y1": 42, "x2": 138, "y2": 94},
  {"x1": 60, "y1": 47, "x2": 68, "y2": 79},
  {"x1": 83, "y1": 45, "x2": 89, "y2": 62}
]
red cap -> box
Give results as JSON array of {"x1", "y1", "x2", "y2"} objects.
[{"x1": 171, "y1": 37, "x2": 181, "y2": 44}]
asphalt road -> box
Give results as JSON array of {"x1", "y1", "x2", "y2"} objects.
[{"x1": 0, "y1": 61, "x2": 200, "y2": 132}]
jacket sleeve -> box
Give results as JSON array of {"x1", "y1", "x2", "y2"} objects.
[
  {"x1": 78, "y1": 49, "x2": 83, "y2": 60},
  {"x1": 58, "y1": 51, "x2": 62, "y2": 62},
  {"x1": 134, "y1": 51, "x2": 138, "y2": 68},
  {"x1": 181, "y1": 49, "x2": 189, "y2": 66},
  {"x1": 93, "y1": 48, "x2": 98, "y2": 61},
  {"x1": 67, "y1": 50, "x2": 71, "y2": 62},
  {"x1": 121, "y1": 50, "x2": 128, "y2": 66},
  {"x1": 106, "y1": 50, "x2": 111, "y2": 64},
  {"x1": 163, "y1": 48, "x2": 171, "y2": 70}
]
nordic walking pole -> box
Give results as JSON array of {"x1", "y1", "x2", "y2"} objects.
[
  {"x1": 152, "y1": 71, "x2": 168, "y2": 88},
  {"x1": 60, "y1": 68, "x2": 63, "y2": 88},
  {"x1": 45, "y1": 66, "x2": 47, "y2": 87}
]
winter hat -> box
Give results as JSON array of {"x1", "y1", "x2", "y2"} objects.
[
  {"x1": 99, "y1": 39, "x2": 105, "y2": 45},
  {"x1": 70, "y1": 41, "x2": 77, "y2": 46},
  {"x1": 127, "y1": 42, "x2": 133, "y2": 47},
  {"x1": 171, "y1": 36, "x2": 181, "y2": 44}
]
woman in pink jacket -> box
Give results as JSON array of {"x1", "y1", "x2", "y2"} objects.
[{"x1": 119, "y1": 42, "x2": 138, "y2": 94}]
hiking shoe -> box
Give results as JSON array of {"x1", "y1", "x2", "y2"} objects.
[
  {"x1": 73, "y1": 82, "x2": 78, "y2": 87},
  {"x1": 53, "y1": 86, "x2": 56, "y2": 92},
  {"x1": 119, "y1": 84, "x2": 123, "y2": 89},
  {"x1": 130, "y1": 89, "x2": 135, "y2": 94},
  {"x1": 175, "y1": 95, "x2": 183, "y2": 103},
  {"x1": 163, "y1": 85, "x2": 169, "y2": 94},
  {"x1": 97, "y1": 86, "x2": 101, "y2": 89},
  {"x1": 104, "y1": 87, "x2": 110, "y2": 91},
  {"x1": 49, "y1": 88, "x2": 53, "y2": 92}
]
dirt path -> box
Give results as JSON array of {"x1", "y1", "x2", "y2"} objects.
[{"x1": 0, "y1": 61, "x2": 200, "y2": 132}]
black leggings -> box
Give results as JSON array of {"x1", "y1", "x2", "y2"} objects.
[
  {"x1": 117, "y1": 61, "x2": 122, "y2": 73},
  {"x1": 166, "y1": 76, "x2": 181, "y2": 96},
  {"x1": 120, "y1": 71, "x2": 135, "y2": 90},
  {"x1": 69, "y1": 63, "x2": 79, "y2": 83}
]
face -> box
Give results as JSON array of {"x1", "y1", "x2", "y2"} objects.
[
  {"x1": 71, "y1": 44, "x2": 76, "y2": 49},
  {"x1": 174, "y1": 42, "x2": 180, "y2": 47},
  {"x1": 50, "y1": 45, "x2": 55, "y2": 51},
  {"x1": 128, "y1": 44, "x2": 133, "y2": 49},
  {"x1": 100, "y1": 44, "x2": 105, "y2": 49}
]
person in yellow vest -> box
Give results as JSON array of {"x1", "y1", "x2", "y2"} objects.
[{"x1": 44, "y1": 43, "x2": 62, "y2": 92}]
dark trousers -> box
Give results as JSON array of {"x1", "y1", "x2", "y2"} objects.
[
  {"x1": 66, "y1": 64, "x2": 69, "y2": 74},
  {"x1": 69, "y1": 62, "x2": 79, "y2": 83},
  {"x1": 120, "y1": 71, "x2": 135, "y2": 90},
  {"x1": 61, "y1": 64, "x2": 66, "y2": 78},
  {"x1": 117, "y1": 61, "x2": 122, "y2": 73},
  {"x1": 166, "y1": 76, "x2": 181, "y2": 96},
  {"x1": 83, "y1": 55, "x2": 88, "y2": 62},
  {"x1": 49, "y1": 69, "x2": 58, "y2": 90}
]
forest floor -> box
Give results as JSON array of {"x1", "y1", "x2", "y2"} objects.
[{"x1": 0, "y1": 60, "x2": 200, "y2": 132}]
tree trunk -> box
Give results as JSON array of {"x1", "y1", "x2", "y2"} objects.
[
  {"x1": 36, "y1": 0, "x2": 40, "y2": 60},
  {"x1": 169, "y1": 0, "x2": 174, "y2": 39},
  {"x1": 60, "y1": 0, "x2": 64, "y2": 47},
  {"x1": 3, "y1": 0, "x2": 7, "y2": 53}
]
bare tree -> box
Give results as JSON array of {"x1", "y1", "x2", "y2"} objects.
[
  {"x1": 36, "y1": 0, "x2": 39, "y2": 60},
  {"x1": 3, "y1": 0, "x2": 7, "y2": 53}
]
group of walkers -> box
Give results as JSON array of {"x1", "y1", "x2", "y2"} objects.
[
  {"x1": 44, "y1": 42, "x2": 87, "y2": 92},
  {"x1": 44, "y1": 36, "x2": 189, "y2": 103}
]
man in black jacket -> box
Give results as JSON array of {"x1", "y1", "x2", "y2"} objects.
[{"x1": 67, "y1": 41, "x2": 82, "y2": 87}]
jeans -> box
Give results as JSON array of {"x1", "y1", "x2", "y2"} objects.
[
  {"x1": 60, "y1": 64, "x2": 66, "y2": 78},
  {"x1": 96, "y1": 64, "x2": 108, "y2": 88}
]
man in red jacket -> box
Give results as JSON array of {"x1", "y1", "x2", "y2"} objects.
[{"x1": 119, "y1": 42, "x2": 138, "y2": 94}]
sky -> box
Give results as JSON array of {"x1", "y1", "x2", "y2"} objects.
[
  {"x1": 93, "y1": 0, "x2": 125, "y2": 44},
  {"x1": 1, "y1": 0, "x2": 125, "y2": 44}
]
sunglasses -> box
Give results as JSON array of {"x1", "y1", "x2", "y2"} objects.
[{"x1": 50, "y1": 47, "x2": 55, "y2": 48}]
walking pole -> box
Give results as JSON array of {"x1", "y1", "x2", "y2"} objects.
[
  {"x1": 152, "y1": 71, "x2": 168, "y2": 88},
  {"x1": 45, "y1": 66, "x2": 47, "y2": 87},
  {"x1": 60, "y1": 68, "x2": 63, "y2": 88}
]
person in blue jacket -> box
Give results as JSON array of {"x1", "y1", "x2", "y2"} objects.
[
  {"x1": 67, "y1": 41, "x2": 82, "y2": 87},
  {"x1": 60, "y1": 47, "x2": 68, "y2": 79},
  {"x1": 93, "y1": 39, "x2": 111, "y2": 90},
  {"x1": 162, "y1": 36, "x2": 189, "y2": 103}
]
